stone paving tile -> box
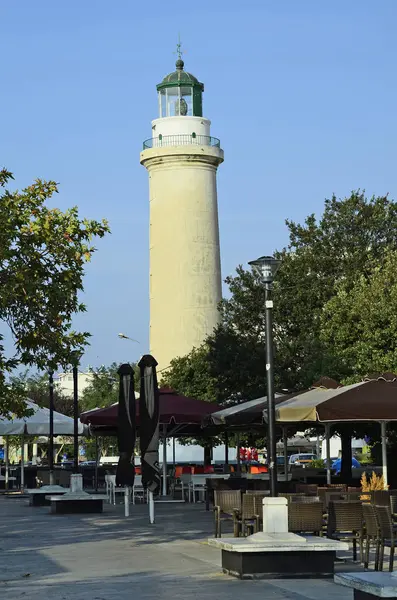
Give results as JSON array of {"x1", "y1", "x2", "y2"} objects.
[{"x1": 0, "y1": 496, "x2": 356, "y2": 600}]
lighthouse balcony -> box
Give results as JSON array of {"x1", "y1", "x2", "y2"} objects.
[{"x1": 142, "y1": 134, "x2": 220, "y2": 150}]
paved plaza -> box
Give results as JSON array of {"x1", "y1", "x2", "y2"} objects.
[{"x1": 0, "y1": 495, "x2": 359, "y2": 600}]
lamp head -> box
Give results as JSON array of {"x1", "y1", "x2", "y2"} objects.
[{"x1": 248, "y1": 255, "x2": 281, "y2": 283}]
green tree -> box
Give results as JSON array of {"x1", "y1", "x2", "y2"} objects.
[
  {"x1": 0, "y1": 169, "x2": 109, "y2": 417},
  {"x1": 80, "y1": 362, "x2": 139, "y2": 412},
  {"x1": 10, "y1": 370, "x2": 74, "y2": 416},
  {"x1": 321, "y1": 251, "x2": 397, "y2": 377},
  {"x1": 219, "y1": 191, "x2": 397, "y2": 390},
  {"x1": 162, "y1": 345, "x2": 218, "y2": 402}
]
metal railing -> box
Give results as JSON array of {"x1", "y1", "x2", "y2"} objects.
[{"x1": 142, "y1": 134, "x2": 221, "y2": 150}]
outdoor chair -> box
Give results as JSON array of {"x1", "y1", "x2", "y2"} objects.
[
  {"x1": 288, "y1": 502, "x2": 324, "y2": 536},
  {"x1": 236, "y1": 493, "x2": 261, "y2": 537},
  {"x1": 372, "y1": 491, "x2": 390, "y2": 506},
  {"x1": 326, "y1": 484, "x2": 347, "y2": 491},
  {"x1": 106, "y1": 474, "x2": 125, "y2": 505},
  {"x1": 295, "y1": 483, "x2": 318, "y2": 495},
  {"x1": 189, "y1": 475, "x2": 207, "y2": 503},
  {"x1": 278, "y1": 493, "x2": 306, "y2": 503},
  {"x1": 132, "y1": 475, "x2": 146, "y2": 504},
  {"x1": 290, "y1": 495, "x2": 321, "y2": 503},
  {"x1": 362, "y1": 502, "x2": 380, "y2": 570},
  {"x1": 318, "y1": 488, "x2": 345, "y2": 512},
  {"x1": 105, "y1": 473, "x2": 113, "y2": 503},
  {"x1": 375, "y1": 504, "x2": 396, "y2": 572},
  {"x1": 169, "y1": 469, "x2": 186, "y2": 501},
  {"x1": 213, "y1": 490, "x2": 242, "y2": 538},
  {"x1": 327, "y1": 501, "x2": 363, "y2": 562},
  {"x1": 390, "y1": 493, "x2": 397, "y2": 518}
]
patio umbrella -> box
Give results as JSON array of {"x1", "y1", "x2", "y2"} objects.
[
  {"x1": 274, "y1": 373, "x2": 397, "y2": 486},
  {"x1": 0, "y1": 399, "x2": 85, "y2": 491},
  {"x1": 115, "y1": 364, "x2": 136, "y2": 496},
  {"x1": 205, "y1": 394, "x2": 287, "y2": 427},
  {"x1": 0, "y1": 400, "x2": 85, "y2": 435},
  {"x1": 80, "y1": 389, "x2": 217, "y2": 431},
  {"x1": 139, "y1": 354, "x2": 160, "y2": 523}
]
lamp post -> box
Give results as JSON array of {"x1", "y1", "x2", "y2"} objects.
[
  {"x1": 48, "y1": 370, "x2": 55, "y2": 486},
  {"x1": 73, "y1": 363, "x2": 79, "y2": 473},
  {"x1": 248, "y1": 255, "x2": 281, "y2": 497}
]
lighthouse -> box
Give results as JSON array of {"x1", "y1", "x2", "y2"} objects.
[{"x1": 140, "y1": 51, "x2": 224, "y2": 370}]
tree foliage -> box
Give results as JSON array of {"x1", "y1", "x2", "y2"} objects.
[
  {"x1": 80, "y1": 362, "x2": 139, "y2": 413},
  {"x1": 10, "y1": 370, "x2": 74, "y2": 416},
  {"x1": 321, "y1": 251, "x2": 397, "y2": 377},
  {"x1": 0, "y1": 169, "x2": 109, "y2": 417}
]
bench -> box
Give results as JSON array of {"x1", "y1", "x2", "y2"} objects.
[
  {"x1": 47, "y1": 493, "x2": 107, "y2": 514},
  {"x1": 336, "y1": 572, "x2": 397, "y2": 600},
  {"x1": 27, "y1": 485, "x2": 68, "y2": 506}
]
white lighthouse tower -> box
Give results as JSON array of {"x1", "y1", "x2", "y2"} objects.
[{"x1": 140, "y1": 51, "x2": 224, "y2": 370}]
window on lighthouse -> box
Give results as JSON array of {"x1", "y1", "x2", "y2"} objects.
[{"x1": 158, "y1": 87, "x2": 193, "y2": 117}]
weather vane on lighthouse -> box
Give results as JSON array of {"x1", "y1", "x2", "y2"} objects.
[{"x1": 174, "y1": 34, "x2": 185, "y2": 61}]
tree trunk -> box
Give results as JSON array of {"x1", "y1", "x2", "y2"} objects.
[
  {"x1": 341, "y1": 429, "x2": 352, "y2": 483},
  {"x1": 204, "y1": 444, "x2": 212, "y2": 467}
]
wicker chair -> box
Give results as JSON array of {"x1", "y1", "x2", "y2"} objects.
[
  {"x1": 213, "y1": 490, "x2": 242, "y2": 538},
  {"x1": 279, "y1": 493, "x2": 306, "y2": 503},
  {"x1": 290, "y1": 495, "x2": 321, "y2": 504},
  {"x1": 362, "y1": 503, "x2": 380, "y2": 570},
  {"x1": 288, "y1": 502, "x2": 324, "y2": 536},
  {"x1": 295, "y1": 484, "x2": 318, "y2": 495},
  {"x1": 372, "y1": 491, "x2": 390, "y2": 506},
  {"x1": 390, "y1": 493, "x2": 397, "y2": 518},
  {"x1": 327, "y1": 501, "x2": 363, "y2": 562},
  {"x1": 326, "y1": 484, "x2": 347, "y2": 491},
  {"x1": 375, "y1": 504, "x2": 396, "y2": 572},
  {"x1": 236, "y1": 493, "x2": 261, "y2": 537}
]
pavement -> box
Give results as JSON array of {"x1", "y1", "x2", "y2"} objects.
[{"x1": 0, "y1": 494, "x2": 361, "y2": 600}]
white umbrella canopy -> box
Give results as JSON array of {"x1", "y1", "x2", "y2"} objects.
[{"x1": 0, "y1": 399, "x2": 84, "y2": 435}]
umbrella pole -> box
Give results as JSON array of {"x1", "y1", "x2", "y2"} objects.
[
  {"x1": 94, "y1": 436, "x2": 99, "y2": 492},
  {"x1": 162, "y1": 424, "x2": 167, "y2": 496},
  {"x1": 149, "y1": 490, "x2": 155, "y2": 523},
  {"x1": 172, "y1": 437, "x2": 176, "y2": 467},
  {"x1": 283, "y1": 426, "x2": 288, "y2": 478},
  {"x1": 381, "y1": 421, "x2": 388, "y2": 489},
  {"x1": 325, "y1": 424, "x2": 331, "y2": 485},
  {"x1": 124, "y1": 486, "x2": 130, "y2": 517},
  {"x1": 20, "y1": 434, "x2": 25, "y2": 491},
  {"x1": 5, "y1": 436, "x2": 9, "y2": 490}
]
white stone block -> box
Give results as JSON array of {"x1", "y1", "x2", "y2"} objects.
[
  {"x1": 70, "y1": 474, "x2": 83, "y2": 493},
  {"x1": 262, "y1": 496, "x2": 288, "y2": 534}
]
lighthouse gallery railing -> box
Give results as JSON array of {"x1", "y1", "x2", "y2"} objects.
[{"x1": 142, "y1": 134, "x2": 220, "y2": 150}]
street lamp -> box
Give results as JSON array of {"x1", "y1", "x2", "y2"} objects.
[
  {"x1": 48, "y1": 370, "x2": 55, "y2": 486},
  {"x1": 248, "y1": 255, "x2": 281, "y2": 497},
  {"x1": 118, "y1": 333, "x2": 140, "y2": 343}
]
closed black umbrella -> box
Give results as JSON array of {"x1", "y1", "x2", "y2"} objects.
[
  {"x1": 116, "y1": 363, "x2": 136, "y2": 488},
  {"x1": 139, "y1": 355, "x2": 161, "y2": 507}
]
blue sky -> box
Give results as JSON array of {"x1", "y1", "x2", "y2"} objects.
[{"x1": 1, "y1": 1, "x2": 396, "y2": 370}]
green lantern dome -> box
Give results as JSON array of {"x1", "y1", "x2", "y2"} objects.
[{"x1": 156, "y1": 59, "x2": 204, "y2": 118}]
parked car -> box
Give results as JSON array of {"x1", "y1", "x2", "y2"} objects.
[
  {"x1": 331, "y1": 457, "x2": 361, "y2": 474},
  {"x1": 288, "y1": 453, "x2": 318, "y2": 467}
]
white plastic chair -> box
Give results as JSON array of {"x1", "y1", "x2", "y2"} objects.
[
  {"x1": 105, "y1": 473, "x2": 113, "y2": 503},
  {"x1": 132, "y1": 475, "x2": 146, "y2": 504},
  {"x1": 107, "y1": 474, "x2": 125, "y2": 505},
  {"x1": 190, "y1": 475, "x2": 207, "y2": 503}
]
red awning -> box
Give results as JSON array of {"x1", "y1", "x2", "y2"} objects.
[{"x1": 80, "y1": 387, "x2": 218, "y2": 428}]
